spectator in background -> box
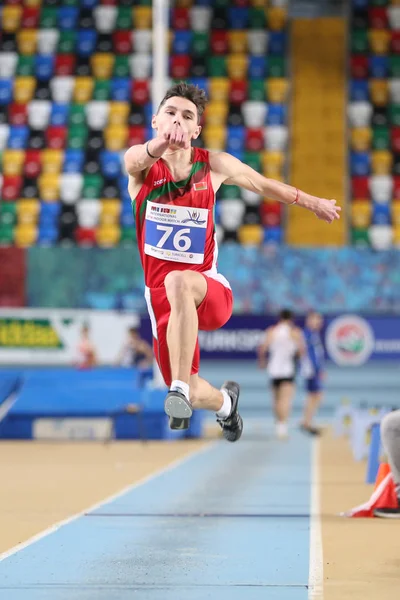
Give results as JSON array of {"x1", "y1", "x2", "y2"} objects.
[
  {"x1": 117, "y1": 327, "x2": 153, "y2": 369},
  {"x1": 76, "y1": 324, "x2": 97, "y2": 369},
  {"x1": 300, "y1": 310, "x2": 325, "y2": 436}
]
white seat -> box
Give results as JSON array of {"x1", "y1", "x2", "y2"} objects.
[
  {"x1": 0, "y1": 125, "x2": 10, "y2": 151},
  {"x1": 270, "y1": 0, "x2": 288, "y2": 6},
  {"x1": 369, "y1": 225, "x2": 393, "y2": 250},
  {"x1": 129, "y1": 53, "x2": 152, "y2": 79},
  {"x1": 348, "y1": 102, "x2": 373, "y2": 128},
  {"x1": 242, "y1": 101, "x2": 268, "y2": 128},
  {"x1": 86, "y1": 101, "x2": 110, "y2": 130},
  {"x1": 0, "y1": 52, "x2": 18, "y2": 78},
  {"x1": 93, "y1": 6, "x2": 117, "y2": 33},
  {"x1": 247, "y1": 31, "x2": 269, "y2": 56},
  {"x1": 77, "y1": 200, "x2": 101, "y2": 228},
  {"x1": 389, "y1": 79, "x2": 400, "y2": 104},
  {"x1": 50, "y1": 77, "x2": 74, "y2": 103},
  {"x1": 369, "y1": 175, "x2": 393, "y2": 205},
  {"x1": 60, "y1": 174, "x2": 83, "y2": 204},
  {"x1": 388, "y1": 7, "x2": 400, "y2": 31},
  {"x1": 219, "y1": 199, "x2": 245, "y2": 230},
  {"x1": 28, "y1": 101, "x2": 51, "y2": 130},
  {"x1": 133, "y1": 30, "x2": 152, "y2": 53},
  {"x1": 37, "y1": 30, "x2": 59, "y2": 55},
  {"x1": 215, "y1": 223, "x2": 224, "y2": 245},
  {"x1": 189, "y1": 7, "x2": 212, "y2": 32},
  {"x1": 241, "y1": 189, "x2": 262, "y2": 206},
  {"x1": 264, "y1": 126, "x2": 288, "y2": 151}
]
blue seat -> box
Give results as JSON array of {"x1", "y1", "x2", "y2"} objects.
[
  {"x1": 8, "y1": 126, "x2": 29, "y2": 149},
  {"x1": 352, "y1": 0, "x2": 368, "y2": 8},
  {"x1": 228, "y1": 7, "x2": 249, "y2": 29},
  {"x1": 350, "y1": 151, "x2": 371, "y2": 176},
  {"x1": 40, "y1": 201, "x2": 61, "y2": 226},
  {"x1": 228, "y1": 149, "x2": 244, "y2": 162},
  {"x1": 82, "y1": 0, "x2": 99, "y2": 7},
  {"x1": 121, "y1": 202, "x2": 135, "y2": 226},
  {"x1": 77, "y1": 30, "x2": 97, "y2": 57},
  {"x1": 349, "y1": 79, "x2": 369, "y2": 102},
  {"x1": 119, "y1": 174, "x2": 129, "y2": 193},
  {"x1": 267, "y1": 104, "x2": 286, "y2": 126},
  {"x1": 50, "y1": 103, "x2": 69, "y2": 126},
  {"x1": 372, "y1": 202, "x2": 391, "y2": 225},
  {"x1": 263, "y1": 226, "x2": 282, "y2": 245},
  {"x1": 35, "y1": 55, "x2": 55, "y2": 81},
  {"x1": 370, "y1": 56, "x2": 389, "y2": 79},
  {"x1": 63, "y1": 149, "x2": 84, "y2": 173},
  {"x1": 188, "y1": 78, "x2": 208, "y2": 95},
  {"x1": 214, "y1": 202, "x2": 221, "y2": 224},
  {"x1": 143, "y1": 103, "x2": 153, "y2": 127},
  {"x1": 249, "y1": 56, "x2": 268, "y2": 79},
  {"x1": 37, "y1": 225, "x2": 59, "y2": 245},
  {"x1": 100, "y1": 150, "x2": 121, "y2": 178},
  {"x1": 146, "y1": 126, "x2": 154, "y2": 141},
  {"x1": 226, "y1": 126, "x2": 246, "y2": 153},
  {"x1": 269, "y1": 32, "x2": 287, "y2": 55},
  {"x1": 111, "y1": 78, "x2": 130, "y2": 102},
  {"x1": 173, "y1": 31, "x2": 192, "y2": 55},
  {"x1": 195, "y1": 0, "x2": 213, "y2": 5},
  {"x1": 58, "y1": 7, "x2": 79, "y2": 30},
  {"x1": 0, "y1": 80, "x2": 13, "y2": 105}
]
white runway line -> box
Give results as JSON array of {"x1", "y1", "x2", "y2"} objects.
[{"x1": 308, "y1": 438, "x2": 324, "y2": 599}]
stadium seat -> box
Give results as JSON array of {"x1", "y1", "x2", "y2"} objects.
[
  {"x1": 190, "y1": 7, "x2": 212, "y2": 32},
  {"x1": 245, "y1": 127, "x2": 264, "y2": 152},
  {"x1": 8, "y1": 103, "x2": 28, "y2": 126},
  {"x1": 96, "y1": 223, "x2": 120, "y2": 247},
  {"x1": 14, "y1": 77, "x2": 36, "y2": 103},
  {"x1": 388, "y1": 6, "x2": 400, "y2": 31},
  {"x1": 2, "y1": 150, "x2": 25, "y2": 176},
  {"x1": 265, "y1": 126, "x2": 288, "y2": 151},
  {"x1": 41, "y1": 149, "x2": 63, "y2": 175},
  {"x1": 208, "y1": 78, "x2": 230, "y2": 102},
  {"x1": 370, "y1": 80, "x2": 389, "y2": 106},
  {"x1": 369, "y1": 175, "x2": 393, "y2": 204},
  {"x1": 60, "y1": 173, "x2": 83, "y2": 204},
  {"x1": 351, "y1": 127, "x2": 372, "y2": 151},
  {"x1": 100, "y1": 199, "x2": 121, "y2": 225},
  {"x1": 242, "y1": 101, "x2": 267, "y2": 128},
  {"x1": 370, "y1": 56, "x2": 389, "y2": 78},
  {"x1": 133, "y1": 30, "x2": 152, "y2": 54},
  {"x1": 349, "y1": 80, "x2": 370, "y2": 102},
  {"x1": 202, "y1": 125, "x2": 226, "y2": 151},
  {"x1": 262, "y1": 151, "x2": 285, "y2": 179},
  {"x1": 372, "y1": 125, "x2": 390, "y2": 149},
  {"x1": 205, "y1": 101, "x2": 229, "y2": 127},
  {"x1": 0, "y1": 53, "x2": 18, "y2": 78},
  {"x1": 371, "y1": 149, "x2": 393, "y2": 175},
  {"x1": 369, "y1": 224, "x2": 393, "y2": 249},
  {"x1": 351, "y1": 201, "x2": 372, "y2": 229},
  {"x1": 369, "y1": 29, "x2": 391, "y2": 55},
  {"x1": 14, "y1": 223, "x2": 37, "y2": 247},
  {"x1": 50, "y1": 77, "x2": 74, "y2": 103},
  {"x1": 17, "y1": 199, "x2": 40, "y2": 225},
  {"x1": 227, "y1": 54, "x2": 248, "y2": 79},
  {"x1": 2, "y1": 175, "x2": 22, "y2": 202},
  {"x1": 77, "y1": 199, "x2": 101, "y2": 228},
  {"x1": 229, "y1": 80, "x2": 248, "y2": 105}
]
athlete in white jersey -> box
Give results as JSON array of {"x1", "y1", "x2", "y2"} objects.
[{"x1": 258, "y1": 309, "x2": 305, "y2": 438}]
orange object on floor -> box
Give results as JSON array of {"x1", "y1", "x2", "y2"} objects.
[{"x1": 342, "y1": 463, "x2": 398, "y2": 518}]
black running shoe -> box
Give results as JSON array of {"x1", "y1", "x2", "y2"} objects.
[
  {"x1": 164, "y1": 389, "x2": 192, "y2": 431},
  {"x1": 217, "y1": 381, "x2": 243, "y2": 442},
  {"x1": 300, "y1": 424, "x2": 322, "y2": 437},
  {"x1": 374, "y1": 506, "x2": 400, "y2": 518}
]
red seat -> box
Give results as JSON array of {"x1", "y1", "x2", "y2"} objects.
[
  {"x1": 368, "y1": 7, "x2": 388, "y2": 30},
  {"x1": 394, "y1": 176, "x2": 400, "y2": 200},
  {"x1": 170, "y1": 55, "x2": 191, "y2": 79},
  {"x1": 75, "y1": 227, "x2": 96, "y2": 245},
  {"x1": 100, "y1": 0, "x2": 117, "y2": 5},
  {"x1": 172, "y1": 8, "x2": 190, "y2": 30},
  {"x1": 234, "y1": 0, "x2": 250, "y2": 6},
  {"x1": 131, "y1": 80, "x2": 150, "y2": 105},
  {"x1": 113, "y1": 31, "x2": 132, "y2": 54},
  {"x1": 245, "y1": 128, "x2": 264, "y2": 152},
  {"x1": 350, "y1": 55, "x2": 369, "y2": 79},
  {"x1": 8, "y1": 102, "x2": 28, "y2": 126},
  {"x1": 230, "y1": 80, "x2": 248, "y2": 105},
  {"x1": 55, "y1": 54, "x2": 76, "y2": 76},
  {"x1": 2, "y1": 175, "x2": 22, "y2": 202},
  {"x1": 24, "y1": 150, "x2": 42, "y2": 178},
  {"x1": 391, "y1": 127, "x2": 400, "y2": 153},
  {"x1": 392, "y1": 32, "x2": 400, "y2": 55},
  {"x1": 260, "y1": 202, "x2": 282, "y2": 227},
  {"x1": 45, "y1": 126, "x2": 67, "y2": 150},
  {"x1": 211, "y1": 31, "x2": 228, "y2": 55},
  {"x1": 21, "y1": 7, "x2": 40, "y2": 28},
  {"x1": 351, "y1": 176, "x2": 369, "y2": 199},
  {"x1": 128, "y1": 125, "x2": 146, "y2": 146}
]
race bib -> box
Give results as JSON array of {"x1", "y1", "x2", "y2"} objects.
[{"x1": 144, "y1": 201, "x2": 209, "y2": 264}]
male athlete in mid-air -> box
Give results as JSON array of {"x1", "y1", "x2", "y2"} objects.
[{"x1": 124, "y1": 82, "x2": 341, "y2": 441}]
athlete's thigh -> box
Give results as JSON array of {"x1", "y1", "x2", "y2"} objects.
[{"x1": 197, "y1": 276, "x2": 233, "y2": 331}]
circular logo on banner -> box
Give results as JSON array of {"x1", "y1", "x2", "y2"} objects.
[{"x1": 326, "y1": 315, "x2": 375, "y2": 366}]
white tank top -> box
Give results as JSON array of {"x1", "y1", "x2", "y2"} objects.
[{"x1": 267, "y1": 323, "x2": 297, "y2": 378}]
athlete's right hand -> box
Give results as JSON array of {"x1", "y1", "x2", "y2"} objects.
[{"x1": 158, "y1": 124, "x2": 191, "y2": 150}]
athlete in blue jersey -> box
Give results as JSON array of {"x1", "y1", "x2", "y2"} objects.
[{"x1": 301, "y1": 311, "x2": 325, "y2": 436}]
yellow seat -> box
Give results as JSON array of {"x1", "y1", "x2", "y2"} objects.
[
  {"x1": 2, "y1": 150, "x2": 25, "y2": 176},
  {"x1": 227, "y1": 54, "x2": 248, "y2": 80},
  {"x1": 351, "y1": 202, "x2": 372, "y2": 228},
  {"x1": 41, "y1": 150, "x2": 64, "y2": 174},
  {"x1": 393, "y1": 225, "x2": 400, "y2": 247},
  {"x1": 251, "y1": 0, "x2": 266, "y2": 7},
  {"x1": 369, "y1": 30, "x2": 391, "y2": 55},
  {"x1": 370, "y1": 80, "x2": 389, "y2": 106},
  {"x1": 14, "y1": 223, "x2": 37, "y2": 248},
  {"x1": 228, "y1": 31, "x2": 248, "y2": 54},
  {"x1": 350, "y1": 127, "x2": 372, "y2": 152},
  {"x1": 104, "y1": 125, "x2": 128, "y2": 151},
  {"x1": 24, "y1": 0, "x2": 43, "y2": 6},
  {"x1": 100, "y1": 199, "x2": 121, "y2": 225},
  {"x1": 91, "y1": 54, "x2": 115, "y2": 79},
  {"x1": 392, "y1": 203, "x2": 400, "y2": 227},
  {"x1": 262, "y1": 151, "x2": 285, "y2": 179},
  {"x1": 17, "y1": 30, "x2": 38, "y2": 55},
  {"x1": 108, "y1": 102, "x2": 130, "y2": 126},
  {"x1": 133, "y1": 6, "x2": 152, "y2": 29},
  {"x1": 174, "y1": 0, "x2": 192, "y2": 6},
  {"x1": 371, "y1": 150, "x2": 393, "y2": 175},
  {"x1": 96, "y1": 224, "x2": 121, "y2": 247},
  {"x1": 3, "y1": 6, "x2": 23, "y2": 33},
  {"x1": 38, "y1": 174, "x2": 60, "y2": 201},
  {"x1": 202, "y1": 125, "x2": 226, "y2": 151},
  {"x1": 268, "y1": 7, "x2": 288, "y2": 31},
  {"x1": 14, "y1": 77, "x2": 36, "y2": 104},
  {"x1": 204, "y1": 101, "x2": 228, "y2": 127},
  {"x1": 73, "y1": 77, "x2": 94, "y2": 104},
  {"x1": 238, "y1": 224, "x2": 263, "y2": 246},
  {"x1": 208, "y1": 78, "x2": 230, "y2": 102},
  {"x1": 17, "y1": 199, "x2": 40, "y2": 224},
  {"x1": 267, "y1": 78, "x2": 289, "y2": 103}
]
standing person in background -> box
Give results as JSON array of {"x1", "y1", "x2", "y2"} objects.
[
  {"x1": 258, "y1": 309, "x2": 305, "y2": 439},
  {"x1": 300, "y1": 310, "x2": 325, "y2": 436},
  {"x1": 76, "y1": 324, "x2": 97, "y2": 369},
  {"x1": 117, "y1": 327, "x2": 153, "y2": 369}
]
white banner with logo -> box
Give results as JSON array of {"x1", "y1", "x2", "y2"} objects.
[{"x1": 0, "y1": 309, "x2": 140, "y2": 365}]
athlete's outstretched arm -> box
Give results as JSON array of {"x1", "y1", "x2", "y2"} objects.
[{"x1": 210, "y1": 152, "x2": 341, "y2": 224}]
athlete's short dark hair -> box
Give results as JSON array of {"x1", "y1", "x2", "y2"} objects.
[
  {"x1": 158, "y1": 82, "x2": 208, "y2": 124},
  {"x1": 279, "y1": 309, "x2": 293, "y2": 321}
]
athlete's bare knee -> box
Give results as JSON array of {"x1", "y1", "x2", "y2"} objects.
[{"x1": 164, "y1": 271, "x2": 190, "y2": 301}]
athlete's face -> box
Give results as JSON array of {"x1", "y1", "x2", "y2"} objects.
[
  {"x1": 153, "y1": 96, "x2": 202, "y2": 147},
  {"x1": 307, "y1": 313, "x2": 323, "y2": 331}
]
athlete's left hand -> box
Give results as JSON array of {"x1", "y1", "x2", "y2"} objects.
[{"x1": 313, "y1": 198, "x2": 341, "y2": 224}]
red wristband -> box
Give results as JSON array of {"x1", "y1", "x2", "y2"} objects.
[{"x1": 291, "y1": 188, "x2": 300, "y2": 205}]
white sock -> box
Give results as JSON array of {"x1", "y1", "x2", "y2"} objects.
[
  {"x1": 216, "y1": 389, "x2": 232, "y2": 419},
  {"x1": 170, "y1": 380, "x2": 190, "y2": 402},
  {"x1": 276, "y1": 422, "x2": 288, "y2": 439}
]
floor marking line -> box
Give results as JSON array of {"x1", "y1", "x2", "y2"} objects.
[{"x1": 308, "y1": 437, "x2": 324, "y2": 599}]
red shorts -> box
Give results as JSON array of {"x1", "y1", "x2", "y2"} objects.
[{"x1": 145, "y1": 275, "x2": 233, "y2": 387}]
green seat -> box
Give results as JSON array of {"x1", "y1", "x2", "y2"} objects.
[
  {"x1": 137, "y1": 0, "x2": 152, "y2": 5},
  {"x1": 390, "y1": 56, "x2": 400, "y2": 78},
  {"x1": 351, "y1": 29, "x2": 369, "y2": 54},
  {"x1": 114, "y1": 56, "x2": 130, "y2": 78},
  {"x1": 63, "y1": 0, "x2": 79, "y2": 5},
  {"x1": 58, "y1": 31, "x2": 77, "y2": 54},
  {"x1": 83, "y1": 174, "x2": 103, "y2": 199},
  {"x1": 17, "y1": 55, "x2": 34, "y2": 77},
  {"x1": 219, "y1": 185, "x2": 241, "y2": 200},
  {"x1": 207, "y1": 56, "x2": 227, "y2": 77},
  {"x1": 371, "y1": 0, "x2": 388, "y2": 6},
  {"x1": 0, "y1": 203, "x2": 17, "y2": 226},
  {"x1": 117, "y1": 7, "x2": 133, "y2": 29},
  {"x1": 214, "y1": 0, "x2": 230, "y2": 7},
  {"x1": 243, "y1": 151, "x2": 262, "y2": 173},
  {"x1": 372, "y1": 125, "x2": 390, "y2": 150},
  {"x1": 268, "y1": 57, "x2": 286, "y2": 78},
  {"x1": 40, "y1": 7, "x2": 58, "y2": 29},
  {"x1": 120, "y1": 226, "x2": 137, "y2": 244},
  {"x1": 192, "y1": 32, "x2": 209, "y2": 57},
  {"x1": 249, "y1": 8, "x2": 267, "y2": 29},
  {"x1": 0, "y1": 224, "x2": 14, "y2": 244},
  {"x1": 68, "y1": 125, "x2": 88, "y2": 150},
  {"x1": 93, "y1": 79, "x2": 111, "y2": 101},
  {"x1": 351, "y1": 228, "x2": 370, "y2": 247},
  {"x1": 69, "y1": 104, "x2": 86, "y2": 127},
  {"x1": 249, "y1": 79, "x2": 266, "y2": 102},
  {"x1": 389, "y1": 104, "x2": 400, "y2": 127}
]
